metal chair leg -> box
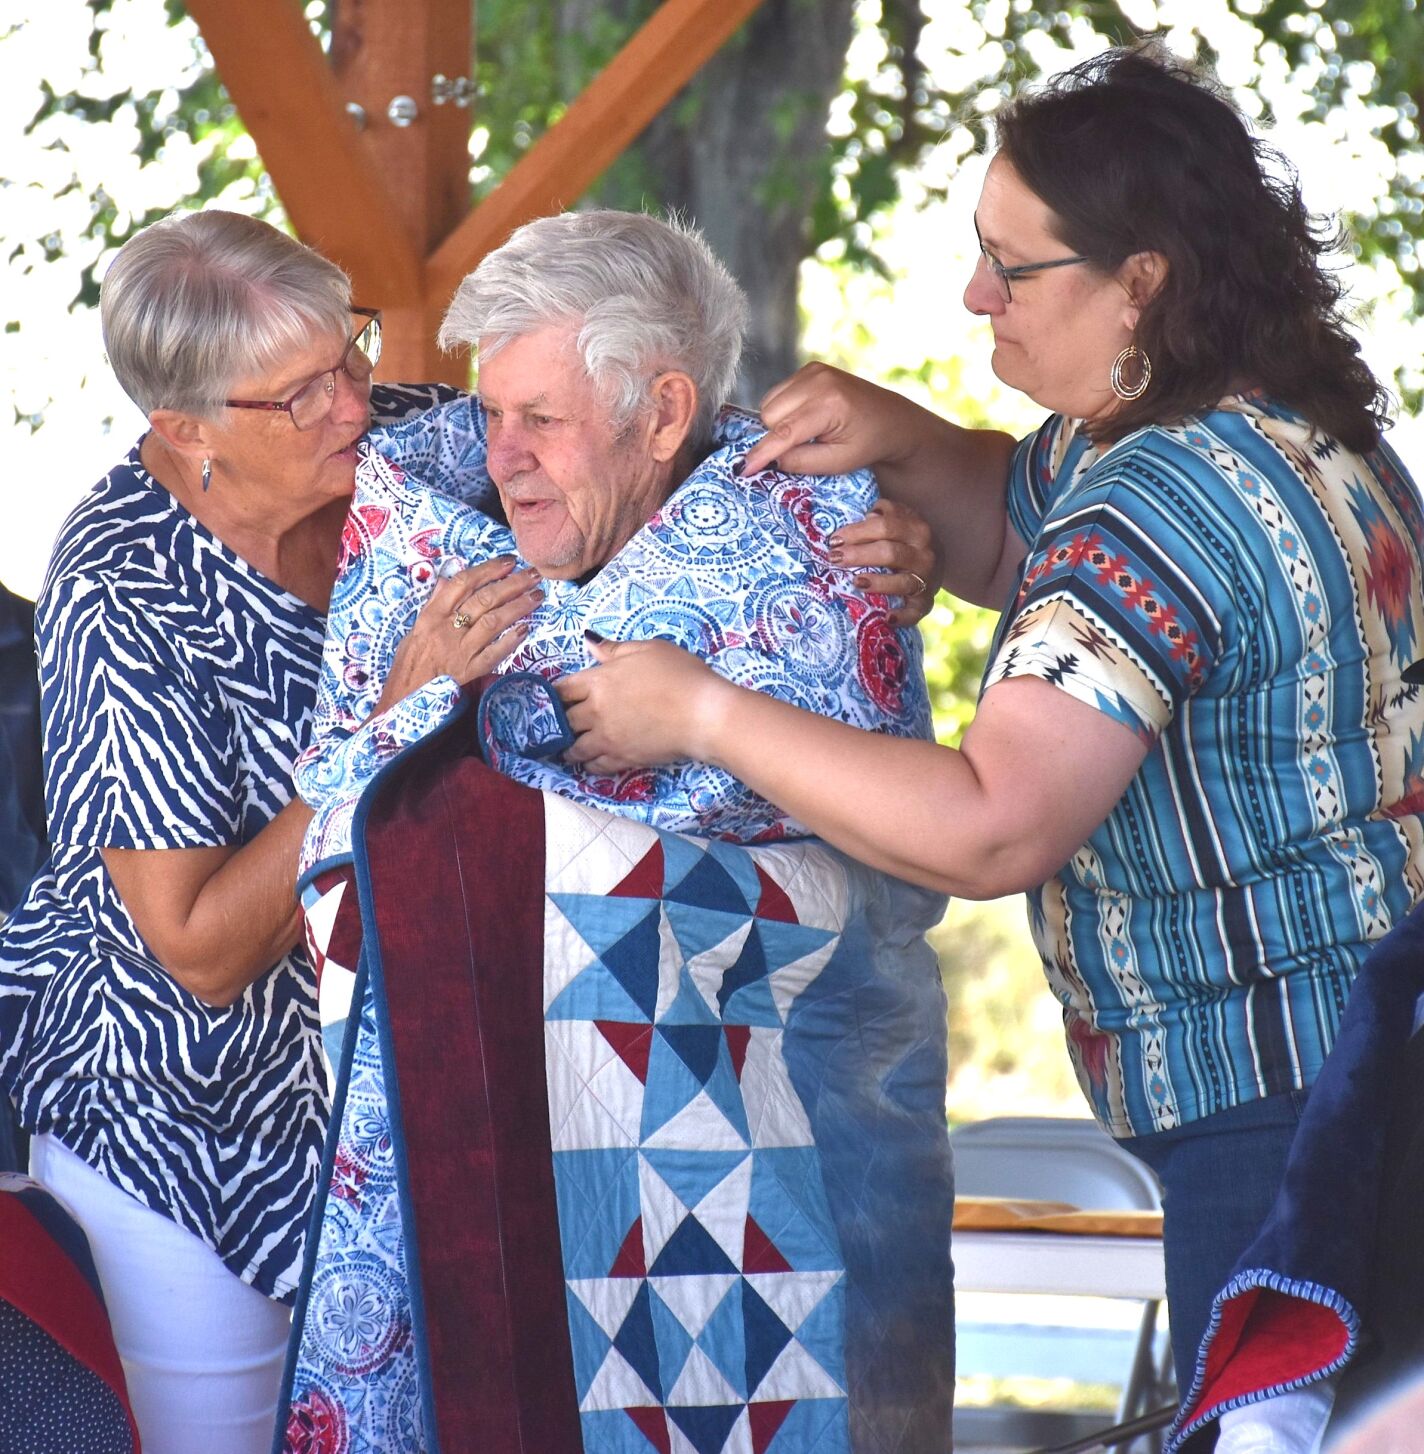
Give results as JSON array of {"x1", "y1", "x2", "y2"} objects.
[{"x1": 1030, "y1": 1402, "x2": 1179, "y2": 1454}]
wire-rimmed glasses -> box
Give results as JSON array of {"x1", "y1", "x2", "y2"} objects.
[
  {"x1": 974, "y1": 223, "x2": 1088, "y2": 304},
  {"x1": 225, "y1": 307, "x2": 382, "y2": 430}
]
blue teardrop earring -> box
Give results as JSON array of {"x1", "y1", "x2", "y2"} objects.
[{"x1": 201, "y1": 458, "x2": 212, "y2": 493}]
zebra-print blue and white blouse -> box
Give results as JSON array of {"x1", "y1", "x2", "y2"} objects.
[{"x1": 0, "y1": 437, "x2": 333, "y2": 1301}]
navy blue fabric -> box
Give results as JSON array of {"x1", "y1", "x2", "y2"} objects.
[
  {"x1": 0, "y1": 583, "x2": 44, "y2": 917},
  {"x1": 0, "y1": 387, "x2": 440, "y2": 1301},
  {"x1": 1122, "y1": 1089, "x2": 1309, "y2": 1389},
  {"x1": 1168, "y1": 905, "x2": 1424, "y2": 1449},
  {"x1": 0, "y1": 443, "x2": 328, "y2": 1300},
  {"x1": 0, "y1": 1301, "x2": 134, "y2": 1454}
]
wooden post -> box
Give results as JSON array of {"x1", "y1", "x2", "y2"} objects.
[
  {"x1": 426, "y1": 0, "x2": 766, "y2": 300},
  {"x1": 184, "y1": 0, "x2": 420, "y2": 303},
  {"x1": 331, "y1": 0, "x2": 474, "y2": 384},
  {"x1": 188, "y1": 0, "x2": 769, "y2": 389}
]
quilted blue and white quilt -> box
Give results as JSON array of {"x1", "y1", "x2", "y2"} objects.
[{"x1": 277, "y1": 724, "x2": 955, "y2": 1454}]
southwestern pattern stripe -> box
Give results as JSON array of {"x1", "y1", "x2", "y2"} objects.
[
  {"x1": 986, "y1": 395, "x2": 1424, "y2": 1138},
  {"x1": 0, "y1": 387, "x2": 441, "y2": 1299}
]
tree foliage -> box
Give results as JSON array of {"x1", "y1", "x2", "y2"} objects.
[
  {"x1": 16, "y1": 3, "x2": 1424, "y2": 368},
  {"x1": 8, "y1": 0, "x2": 1424, "y2": 718}
]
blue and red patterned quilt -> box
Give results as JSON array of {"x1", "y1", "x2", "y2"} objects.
[{"x1": 278, "y1": 713, "x2": 954, "y2": 1454}]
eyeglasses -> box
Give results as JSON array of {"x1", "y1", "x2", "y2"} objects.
[
  {"x1": 974, "y1": 223, "x2": 1088, "y2": 304},
  {"x1": 225, "y1": 307, "x2": 382, "y2": 430}
]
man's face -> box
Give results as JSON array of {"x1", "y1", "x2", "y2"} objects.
[{"x1": 478, "y1": 326, "x2": 671, "y2": 580}]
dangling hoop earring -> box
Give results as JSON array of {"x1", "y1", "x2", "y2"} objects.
[
  {"x1": 201, "y1": 458, "x2": 213, "y2": 493},
  {"x1": 1110, "y1": 344, "x2": 1152, "y2": 402}
]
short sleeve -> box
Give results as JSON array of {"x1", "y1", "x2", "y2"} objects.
[
  {"x1": 39, "y1": 573, "x2": 241, "y2": 850},
  {"x1": 984, "y1": 435, "x2": 1226, "y2": 742}
]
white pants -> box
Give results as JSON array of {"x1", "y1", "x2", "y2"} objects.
[{"x1": 30, "y1": 1134, "x2": 292, "y2": 1454}]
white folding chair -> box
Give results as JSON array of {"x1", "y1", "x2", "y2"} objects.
[{"x1": 951, "y1": 1116, "x2": 1176, "y2": 1453}]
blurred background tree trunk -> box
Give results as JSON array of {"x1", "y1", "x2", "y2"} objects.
[{"x1": 548, "y1": 0, "x2": 856, "y2": 403}]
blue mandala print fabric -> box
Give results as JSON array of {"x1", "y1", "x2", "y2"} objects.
[
  {"x1": 280, "y1": 978, "x2": 424, "y2": 1454},
  {"x1": 294, "y1": 400, "x2": 930, "y2": 877}
]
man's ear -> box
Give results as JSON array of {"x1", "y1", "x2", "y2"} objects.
[
  {"x1": 148, "y1": 408, "x2": 218, "y2": 464},
  {"x1": 646, "y1": 372, "x2": 698, "y2": 464},
  {"x1": 1118, "y1": 250, "x2": 1168, "y2": 328}
]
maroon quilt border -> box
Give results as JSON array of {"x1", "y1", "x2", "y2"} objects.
[{"x1": 363, "y1": 737, "x2": 580, "y2": 1452}]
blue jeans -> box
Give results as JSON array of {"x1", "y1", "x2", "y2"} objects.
[{"x1": 1120, "y1": 1089, "x2": 1310, "y2": 1393}]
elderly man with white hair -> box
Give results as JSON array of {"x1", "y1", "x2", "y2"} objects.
[
  {"x1": 296, "y1": 209, "x2": 940, "y2": 860},
  {"x1": 285, "y1": 210, "x2": 956, "y2": 1454}
]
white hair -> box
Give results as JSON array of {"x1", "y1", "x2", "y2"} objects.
[
  {"x1": 100, "y1": 209, "x2": 352, "y2": 418},
  {"x1": 438, "y1": 210, "x2": 748, "y2": 448}
]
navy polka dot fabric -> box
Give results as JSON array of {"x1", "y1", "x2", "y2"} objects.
[{"x1": 0, "y1": 1301, "x2": 134, "y2": 1453}]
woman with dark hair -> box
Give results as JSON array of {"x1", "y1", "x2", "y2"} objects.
[{"x1": 557, "y1": 44, "x2": 1424, "y2": 1423}]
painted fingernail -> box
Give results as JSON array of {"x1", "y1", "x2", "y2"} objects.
[
  {"x1": 829, "y1": 547, "x2": 844, "y2": 564},
  {"x1": 584, "y1": 629, "x2": 607, "y2": 645}
]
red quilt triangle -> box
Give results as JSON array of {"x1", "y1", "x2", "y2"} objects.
[
  {"x1": 750, "y1": 1399, "x2": 796, "y2": 1452},
  {"x1": 597, "y1": 1021, "x2": 653, "y2": 1083},
  {"x1": 754, "y1": 865, "x2": 799, "y2": 924},
  {"x1": 625, "y1": 1406, "x2": 671, "y2": 1453},
  {"x1": 610, "y1": 1218, "x2": 647, "y2": 1278},
  {"x1": 724, "y1": 1026, "x2": 751, "y2": 1081},
  {"x1": 743, "y1": 1215, "x2": 792, "y2": 1273},
  {"x1": 611, "y1": 843, "x2": 665, "y2": 900}
]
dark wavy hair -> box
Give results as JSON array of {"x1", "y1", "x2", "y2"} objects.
[{"x1": 993, "y1": 45, "x2": 1389, "y2": 452}]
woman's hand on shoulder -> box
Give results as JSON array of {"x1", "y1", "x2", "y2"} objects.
[
  {"x1": 375, "y1": 556, "x2": 541, "y2": 713},
  {"x1": 741, "y1": 362, "x2": 938, "y2": 479},
  {"x1": 556, "y1": 638, "x2": 734, "y2": 774},
  {"x1": 831, "y1": 498, "x2": 942, "y2": 626}
]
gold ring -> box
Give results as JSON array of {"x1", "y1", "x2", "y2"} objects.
[
  {"x1": 452, "y1": 610, "x2": 473, "y2": 631},
  {"x1": 904, "y1": 571, "x2": 929, "y2": 597}
]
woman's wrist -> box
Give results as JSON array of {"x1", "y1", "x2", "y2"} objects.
[{"x1": 686, "y1": 670, "x2": 744, "y2": 770}]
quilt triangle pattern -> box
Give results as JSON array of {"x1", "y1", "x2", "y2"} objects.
[
  {"x1": 742, "y1": 1281, "x2": 795, "y2": 1395},
  {"x1": 743, "y1": 1217, "x2": 792, "y2": 1275},
  {"x1": 650, "y1": 1216, "x2": 739, "y2": 1278},
  {"x1": 612, "y1": 842, "x2": 666, "y2": 900},
  {"x1": 724, "y1": 1027, "x2": 751, "y2": 1081},
  {"x1": 611, "y1": 1219, "x2": 647, "y2": 1278},
  {"x1": 666, "y1": 1402, "x2": 744, "y2": 1454},
  {"x1": 612, "y1": 1282, "x2": 664, "y2": 1403},
  {"x1": 717, "y1": 924, "x2": 770, "y2": 1016},
  {"x1": 749, "y1": 1400, "x2": 796, "y2": 1453},
  {"x1": 753, "y1": 865, "x2": 799, "y2": 924},
  {"x1": 543, "y1": 819, "x2": 862, "y2": 1452},
  {"x1": 625, "y1": 1406, "x2": 671, "y2": 1453},
  {"x1": 599, "y1": 1021, "x2": 655, "y2": 1083},
  {"x1": 665, "y1": 853, "x2": 752, "y2": 917},
  {"x1": 658, "y1": 1024, "x2": 725, "y2": 1085}
]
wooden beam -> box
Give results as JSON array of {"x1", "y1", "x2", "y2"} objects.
[
  {"x1": 426, "y1": 0, "x2": 766, "y2": 304},
  {"x1": 329, "y1": 0, "x2": 474, "y2": 383},
  {"x1": 186, "y1": 0, "x2": 421, "y2": 304}
]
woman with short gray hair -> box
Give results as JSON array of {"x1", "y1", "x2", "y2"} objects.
[{"x1": 0, "y1": 209, "x2": 533, "y2": 1454}]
